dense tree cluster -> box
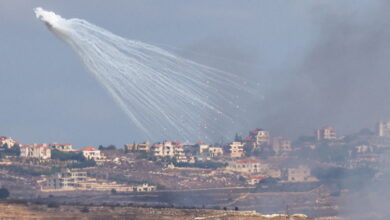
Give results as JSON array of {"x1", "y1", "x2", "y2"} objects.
[
  {"x1": 0, "y1": 144, "x2": 20, "y2": 158},
  {"x1": 51, "y1": 149, "x2": 85, "y2": 162},
  {"x1": 98, "y1": 145, "x2": 116, "y2": 150},
  {"x1": 66, "y1": 159, "x2": 96, "y2": 169}
]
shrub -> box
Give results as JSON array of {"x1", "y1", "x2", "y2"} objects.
[
  {"x1": 67, "y1": 159, "x2": 96, "y2": 169},
  {"x1": 47, "y1": 202, "x2": 59, "y2": 208},
  {"x1": 80, "y1": 207, "x2": 89, "y2": 213}
]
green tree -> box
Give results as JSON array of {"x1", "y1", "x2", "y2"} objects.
[{"x1": 234, "y1": 133, "x2": 242, "y2": 142}]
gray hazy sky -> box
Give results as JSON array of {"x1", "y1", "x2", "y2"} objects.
[{"x1": 0, "y1": 1, "x2": 386, "y2": 148}]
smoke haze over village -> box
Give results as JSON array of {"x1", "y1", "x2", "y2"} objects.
[
  {"x1": 0, "y1": 0, "x2": 389, "y2": 146},
  {"x1": 4, "y1": 2, "x2": 390, "y2": 219}
]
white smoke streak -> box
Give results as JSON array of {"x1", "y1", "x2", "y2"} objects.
[{"x1": 35, "y1": 7, "x2": 257, "y2": 141}]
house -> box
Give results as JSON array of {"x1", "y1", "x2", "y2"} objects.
[
  {"x1": 181, "y1": 144, "x2": 196, "y2": 155},
  {"x1": 45, "y1": 169, "x2": 156, "y2": 192},
  {"x1": 316, "y1": 126, "x2": 337, "y2": 141},
  {"x1": 151, "y1": 141, "x2": 188, "y2": 162},
  {"x1": 124, "y1": 141, "x2": 150, "y2": 152},
  {"x1": 266, "y1": 168, "x2": 282, "y2": 178},
  {"x1": 228, "y1": 158, "x2": 268, "y2": 174},
  {"x1": 20, "y1": 144, "x2": 51, "y2": 160},
  {"x1": 272, "y1": 136, "x2": 292, "y2": 155},
  {"x1": 246, "y1": 175, "x2": 268, "y2": 185},
  {"x1": 229, "y1": 142, "x2": 244, "y2": 158},
  {"x1": 47, "y1": 169, "x2": 88, "y2": 189},
  {"x1": 378, "y1": 121, "x2": 390, "y2": 137},
  {"x1": 152, "y1": 141, "x2": 175, "y2": 157},
  {"x1": 199, "y1": 144, "x2": 209, "y2": 154},
  {"x1": 287, "y1": 165, "x2": 317, "y2": 182},
  {"x1": 0, "y1": 136, "x2": 17, "y2": 148},
  {"x1": 82, "y1": 146, "x2": 103, "y2": 161},
  {"x1": 48, "y1": 143, "x2": 74, "y2": 152},
  {"x1": 133, "y1": 183, "x2": 157, "y2": 192},
  {"x1": 174, "y1": 144, "x2": 187, "y2": 163},
  {"x1": 208, "y1": 147, "x2": 223, "y2": 157},
  {"x1": 248, "y1": 129, "x2": 270, "y2": 146}
]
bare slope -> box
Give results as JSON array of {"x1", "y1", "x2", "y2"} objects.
[{"x1": 0, "y1": 201, "x2": 310, "y2": 220}]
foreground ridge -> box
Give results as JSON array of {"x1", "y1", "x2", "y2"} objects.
[{"x1": 0, "y1": 201, "x2": 311, "y2": 220}]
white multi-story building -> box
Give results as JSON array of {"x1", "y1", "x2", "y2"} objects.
[
  {"x1": 248, "y1": 129, "x2": 270, "y2": 146},
  {"x1": 229, "y1": 142, "x2": 244, "y2": 158},
  {"x1": 272, "y1": 136, "x2": 292, "y2": 155},
  {"x1": 45, "y1": 169, "x2": 156, "y2": 192},
  {"x1": 208, "y1": 147, "x2": 223, "y2": 157},
  {"x1": 49, "y1": 143, "x2": 74, "y2": 152},
  {"x1": 0, "y1": 136, "x2": 17, "y2": 148},
  {"x1": 152, "y1": 141, "x2": 175, "y2": 157},
  {"x1": 316, "y1": 126, "x2": 337, "y2": 141},
  {"x1": 124, "y1": 141, "x2": 151, "y2": 152},
  {"x1": 378, "y1": 121, "x2": 390, "y2": 137},
  {"x1": 199, "y1": 144, "x2": 209, "y2": 154},
  {"x1": 47, "y1": 169, "x2": 88, "y2": 189},
  {"x1": 151, "y1": 141, "x2": 189, "y2": 162},
  {"x1": 82, "y1": 146, "x2": 103, "y2": 161},
  {"x1": 174, "y1": 145, "x2": 187, "y2": 163},
  {"x1": 20, "y1": 144, "x2": 51, "y2": 160}
]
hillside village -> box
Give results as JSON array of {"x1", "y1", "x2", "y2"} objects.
[{"x1": 1, "y1": 122, "x2": 390, "y2": 217}]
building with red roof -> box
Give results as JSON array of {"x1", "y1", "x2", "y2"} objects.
[{"x1": 82, "y1": 146, "x2": 103, "y2": 161}]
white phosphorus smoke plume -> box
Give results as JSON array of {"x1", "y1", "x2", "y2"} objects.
[{"x1": 34, "y1": 7, "x2": 257, "y2": 141}]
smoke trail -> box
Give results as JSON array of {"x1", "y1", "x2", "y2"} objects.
[{"x1": 34, "y1": 7, "x2": 257, "y2": 141}]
